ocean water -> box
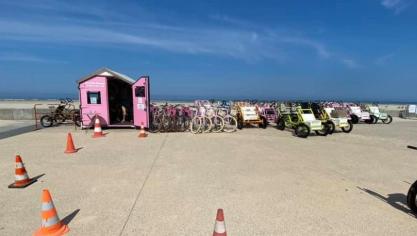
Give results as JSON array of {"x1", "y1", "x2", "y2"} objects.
[{"x1": 0, "y1": 95, "x2": 416, "y2": 105}]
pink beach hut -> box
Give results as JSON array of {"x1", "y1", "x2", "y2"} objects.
[{"x1": 77, "y1": 68, "x2": 150, "y2": 128}]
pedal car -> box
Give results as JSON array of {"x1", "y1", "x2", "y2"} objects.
[
  {"x1": 315, "y1": 102, "x2": 353, "y2": 133},
  {"x1": 343, "y1": 103, "x2": 373, "y2": 124},
  {"x1": 260, "y1": 106, "x2": 278, "y2": 124},
  {"x1": 276, "y1": 103, "x2": 330, "y2": 138},
  {"x1": 235, "y1": 103, "x2": 267, "y2": 129},
  {"x1": 364, "y1": 104, "x2": 393, "y2": 124}
]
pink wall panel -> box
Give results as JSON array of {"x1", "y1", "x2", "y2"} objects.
[
  {"x1": 79, "y1": 76, "x2": 109, "y2": 127},
  {"x1": 132, "y1": 76, "x2": 150, "y2": 128}
]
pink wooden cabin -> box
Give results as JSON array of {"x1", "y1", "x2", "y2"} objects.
[{"x1": 77, "y1": 68, "x2": 150, "y2": 128}]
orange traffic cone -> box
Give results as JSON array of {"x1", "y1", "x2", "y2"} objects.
[
  {"x1": 138, "y1": 126, "x2": 148, "y2": 138},
  {"x1": 213, "y1": 209, "x2": 227, "y2": 236},
  {"x1": 8, "y1": 155, "x2": 37, "y2": 188},
  {"x1": 34, "y1": 189, "x2": 69, "y2": 236},
  {"x1": 92, "y1": 117, "x2": 105, "y2": 138},
  {"x1": 64, "y1": 133, "x2": 77, "y2": 154}
]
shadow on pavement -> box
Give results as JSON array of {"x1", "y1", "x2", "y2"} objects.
[
  {"x1": 0, "y1": 125, "x2": 35, "y2": 140},
  {"x1": 62, "y1": 209, "x2": 80, "y2": 225},
  {"x1": 357, "y1": 186, "x2": 416, "y2": 218}
]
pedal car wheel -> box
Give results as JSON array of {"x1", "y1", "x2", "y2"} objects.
[
  {"x1": 407, "y1": 180, "x2": 417, "y2": 214},
  {"x1": 365, "y1": 116, "x2": 374, "y2": 124},
  {"x1": 40, "y1": 115, "x2": 53, "y2": 128},
  {"x1": 382, "y1": 115, "x2": 393, "y2": 124},
  {"x1": 295, "y1": 123, "x2": 310, "y2": 138},
  {"x1": 237, "y1": 117, "x2": 243, "y2": 130},
  {"x1": 276, "y1": 118, "x2": 285, "y2": 130},
  {"x1": 341, "y1": 120, "x2": 353, "y2": 133},
  {"x1": 327, "y1": 121, "x2": 335, "y2": 134},
  {"x1": 315, "y1": 122, "x2": 329, "y2": 136},
  {"x1": 350, "y1": 114, "x2": 359, "y2": 124},
  {"x1": 371, "y1": 115, "x2": 378, "y2": 124},
  {"x1": 260, "y1": 117, "x2": 267, "y2": 129}
]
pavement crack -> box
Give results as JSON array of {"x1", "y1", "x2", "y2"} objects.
[{"x1": 118, "y1": 134, "x2": 169, "y2": 236}]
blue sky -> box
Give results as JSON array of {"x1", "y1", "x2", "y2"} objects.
[{"x1": 0, "y1": 0, "x2": 416, "y2": 101}]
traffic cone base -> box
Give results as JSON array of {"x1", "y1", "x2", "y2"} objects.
[
  {"x1": 138, "y1": 126, "x2": 148, "y2": 138},
  {"x1": 9, "y1": 155, "x2": 37, "y2": 188},
  {"x1": 34, "y1": 224, "x2": 69, "y2": 236},
  {"x1": 92, "y1": 132, "x2": 105, "y2": 138},
  {"x1": 8, "y1": 178, "x2": 37, "y2": 188}
]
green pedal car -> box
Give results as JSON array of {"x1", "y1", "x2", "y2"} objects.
[
  {"x1": 307, "y1": 102, "x2": 353, "y2": 134},
  {"x1": 276, "y1": 103, "x2": 331, "y2": 138},
  {"x1": 365, "y1": 105, "x2": 393, "y2": 124}
]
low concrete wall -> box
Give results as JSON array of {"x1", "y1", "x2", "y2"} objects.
[
  {"x1": 381, "y1": 110, "x2": 401, "y2": 117},
  {"x1": 0, "y1": 108, "x2": 50, "y2": 120}
]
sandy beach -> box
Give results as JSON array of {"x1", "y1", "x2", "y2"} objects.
[{"x1": 1, "y1": 118, "x2": 417, "y2": 235}]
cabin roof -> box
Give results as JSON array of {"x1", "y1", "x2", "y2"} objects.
[{"x1": 77, "y1": 67, "x2": 136, "y2": 85}]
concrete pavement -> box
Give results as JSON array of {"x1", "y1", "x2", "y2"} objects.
[
  {"x1": 0, "y1": 120, "x2": 35, "y2": 140},
  {"x1": 1, "y1": 119, "x2": 417, "y2": 235}
]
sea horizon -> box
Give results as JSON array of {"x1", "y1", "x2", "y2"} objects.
[{"x1": 0, "y1": 97, "x2": 415, "y2": 105}]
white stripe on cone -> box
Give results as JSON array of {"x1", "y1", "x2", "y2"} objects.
[
  {"x1": 15, "y1": 173, "x2": 29, "y2": 181},
  {"x1": 214, "y1": 220, "x2": 226, "y2": 233},
  {"x1": 94, "y1": 119, "x2": 102, "y2": 131},
  {"x1": 42, "y1": 215, "x2": 60, "y2": 227}
]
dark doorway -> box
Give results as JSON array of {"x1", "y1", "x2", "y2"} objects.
[{"x1": 107, "y1": 78, "x2": 133, "y2": 125}]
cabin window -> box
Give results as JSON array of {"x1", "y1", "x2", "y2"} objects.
[
  {"x1": 87, "y1": 91, "x2": 101, "y2": 104},
  {"x1": 135, "y1": 86, "x2": 146, "y2": 97}
]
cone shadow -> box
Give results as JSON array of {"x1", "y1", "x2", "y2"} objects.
[
  {"x1": 61, "y1": 209, "x2": 80, "y2": 225},
  {"x1": 32, "y1": 173, "x2": 45, "y2": 181}
]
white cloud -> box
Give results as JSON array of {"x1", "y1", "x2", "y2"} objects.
[
  {"x1": 0, "y1": 52, "x2": 66, "y2": 63},
  {"x1": 0, "y1": 3, "x2": 337, "y2": 64},
  {"x1": 381, "y1": 0, "x2": 412, "y2": 14},
  {"x1": 375, "y1": 53, "x2": 395, "y2": 65},
  {"x1": 341, "y1": 58, "x2": 359, "y2": 69},
  {"x1": 0, "y1": 18, "x2": 331, "y2": 63}
]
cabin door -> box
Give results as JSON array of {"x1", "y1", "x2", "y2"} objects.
[{"x1": 131, "y1": 76, "x2": 150, "y2": 128}]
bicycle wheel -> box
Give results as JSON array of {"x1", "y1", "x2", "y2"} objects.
[
  {"x1": 222, "y1": 115, "x2": 237, "y2": 133},
  {"x1": 202, "y1": 116, "x2": 213, "y2": 133},
  {"x1": 161, "y1": 116, "x2": 170, "y2": 132},
  {"x1": 211, "y1": 115, "x2": 224, "y2": 133},
  {"x1": 182, "y1": 117, "x2": 191, "y2": 132},
  {"x1": 190, "y1": 116, "x2": 202, "y2": 134},
  {"x1": 40, "y1": 115, "x2": 53, "y2": 128},
  {"x1": 149, "y1": 116, "x2": 162, "y2": 133}
]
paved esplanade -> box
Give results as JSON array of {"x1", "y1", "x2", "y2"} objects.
[{"x1": 1, "y1": 118, "x2": 417, "y2": 235}]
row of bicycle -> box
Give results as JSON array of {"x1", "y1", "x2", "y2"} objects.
[
  {"x1": 148, "y1": 100, "x2": 394, "y2": 137},
  {"x1": 148, "y1": 102, "x2": 238, "y2": 134}
]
